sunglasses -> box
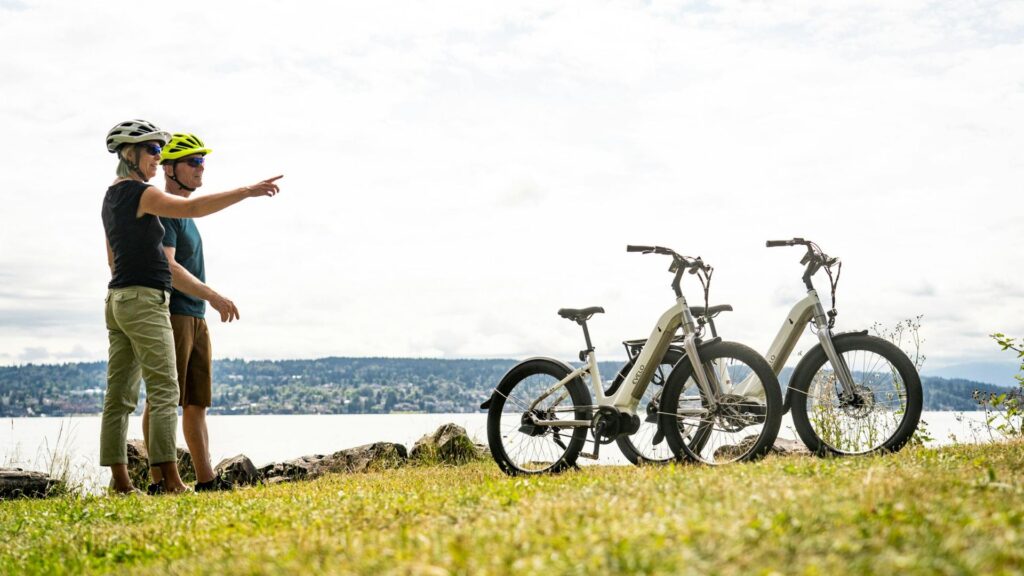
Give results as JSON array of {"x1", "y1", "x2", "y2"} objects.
[
  {"x1": 141, "y1": 143, "x2": 163, "y2": 156},
  {"x1": 180, "y1": 156, "x2": 205, "y2": 168}
]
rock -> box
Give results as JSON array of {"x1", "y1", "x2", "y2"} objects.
[
  {"x1": 125, "y1": 439, "x2": 196, "y2": 487},
  {"x1": 713, "y1": 435, "x2": 811, "y2": 460},
  {"x1": 771, "y1": 438, "x2": 811, "y2": 456},
  {"x1": 0, "y1": 468, "x2": 64, "y2": 499},
  {"x1": 215, "y1": 454, "x2": 260, "y2": 487},
  {"x1": 258, "y1": 455, "x2": 325, "y2": 484},
  {"x1": 258, "y1": 442, "x2": 408, "y2": 485},
  {"x1": 410, "y1": 423, "x2": 484, "y2": 465},
  {"x1": 321, "y1": 442, "x2": 408, "y2": 474}
]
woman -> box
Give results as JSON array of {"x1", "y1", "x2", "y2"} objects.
[{"x1": 101, "y1": 119, "x2": 282, "y2": 494}]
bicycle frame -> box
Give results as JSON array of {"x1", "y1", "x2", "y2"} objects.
[
  {"x1": 526, "y1": 295, "x2": 719, "y2": 428},
  {"x1": 731, "y1": 289, "x2": 858, "y2": 398}
]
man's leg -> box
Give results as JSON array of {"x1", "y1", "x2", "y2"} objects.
[
  {"x1": 181, "y1": 316, "x2": 217, "y2": 485},
  {"x1": 183, "y1": 405, "x2": 214, "y2": 482}
]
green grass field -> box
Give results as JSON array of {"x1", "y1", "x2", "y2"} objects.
[{"x1": 2, "y1": 441, "x2": 1023, "y2": 575}]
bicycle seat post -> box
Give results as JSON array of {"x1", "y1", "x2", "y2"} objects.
[{"x1": 578, "y1": 318, "x2": 595, "y2": 362}]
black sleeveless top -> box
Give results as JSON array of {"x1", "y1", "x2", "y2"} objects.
[{"x1": 102, "y1": 180, "x2": 172, "y2": 291}]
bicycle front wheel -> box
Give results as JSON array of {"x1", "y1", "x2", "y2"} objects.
[
  {"x1": 789, "y1": 334, "x2": 922, "y2": 455},
  {"x1": 659, "y1": 340, "x2": 783, "y2": 464},
  {"x1": 613, "y1": 347, "x2": 683, "y2": 465},
  {"x1": 486, "y1": 358, "x2": 592, "y2": 476}
]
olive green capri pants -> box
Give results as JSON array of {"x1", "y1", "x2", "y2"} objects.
[{"x1": 100, "y1": 286, "x2": 180, "y2": 466}]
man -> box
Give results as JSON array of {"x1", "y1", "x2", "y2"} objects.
[{"x1": 143, "y1": 132, "x2": 236, "y2": 492}]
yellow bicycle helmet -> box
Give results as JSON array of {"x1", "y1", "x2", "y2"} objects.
[{"x1": 160, "y1": 133, "x2": 212, "y2": 164}]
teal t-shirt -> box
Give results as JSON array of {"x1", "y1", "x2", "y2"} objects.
[{"x1": 160, "y1": 217, "x2": 206, "y2": 318}]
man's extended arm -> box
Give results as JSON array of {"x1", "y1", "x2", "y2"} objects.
[{"x1": 163, "y1": 246, "x2": 240, "y2": 322}]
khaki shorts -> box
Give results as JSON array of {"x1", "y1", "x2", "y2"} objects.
[{"x1": 170, "y1": 314, "x2": 213, "y2": 407}]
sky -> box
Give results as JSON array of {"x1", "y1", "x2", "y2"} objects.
[{"x1": 0, "y1": 0, "x2": 1022, "y2": 379}]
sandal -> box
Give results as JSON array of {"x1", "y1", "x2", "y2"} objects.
[{"x1": 195, "y1": 476, "x2": 234, "y2": 492}]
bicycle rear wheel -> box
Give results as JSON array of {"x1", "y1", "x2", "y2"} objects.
[
  {"x1": 486, "y1": 358, "x2": 592, "y2": 475},
  {"x1": 613, "y1": 348, "x2": 683, "y2": 465},
  {"x1": 789, "y1": 334, "x2": 922, "y2": 455},
  {"x1": 659, "y1": 340, "x2": 783, "y2": 464}
]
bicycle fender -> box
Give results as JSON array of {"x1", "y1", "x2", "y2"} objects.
[
  {"x1": 479, "y1": 357, "x2": 589, "y2": 410},
  {"x1": 666, "y1": 337, "x2": 722, "y2": 377},
  {"x1": 784, "y1": 330, "x2": 869, "y2": 412}
]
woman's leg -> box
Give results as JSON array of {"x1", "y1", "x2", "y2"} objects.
[
  {"x1": 114, "y1": 288, "x2": 188, "y2": 492},
  {"x1": 100, "y1": 292, "x2": 143, "y2": 493},
  {"x1": 141, "y1": 402, "x2": 164, "y2": 483}
]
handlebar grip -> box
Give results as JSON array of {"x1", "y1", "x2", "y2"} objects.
[
  {"x1": 765, "y1": 240, "x2": 790, "y2": 247},
  {"x1": 626, "y1": 245, "x2": 655, "y2": 253}
]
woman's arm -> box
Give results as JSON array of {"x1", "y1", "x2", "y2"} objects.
[{"x1": 137, "y1": 175, "x2": 282, "y2": 219}]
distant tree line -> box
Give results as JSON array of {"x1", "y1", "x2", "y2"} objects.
[{"x1": 0, "y1": 357, "x2": 1010, "y2": 417}]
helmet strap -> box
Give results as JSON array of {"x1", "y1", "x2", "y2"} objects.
[
  {"x1": 119, "y1": 147, "x2": 147, "y2": 181},
  {"x1": 167, "y1": 162, "x2": 196, "y2": 193}
]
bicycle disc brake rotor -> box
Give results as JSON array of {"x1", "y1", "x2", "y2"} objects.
[{"x1": 840, "y1": 385, "x2": 876, "y2": 418}]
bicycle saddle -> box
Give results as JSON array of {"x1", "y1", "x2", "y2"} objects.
[
  {"x1": 691, "y1": 304, "x2": 733, "y2": 317},
  {"x1": 557, "y1": 306, "x2": 605, "y2": 323}
]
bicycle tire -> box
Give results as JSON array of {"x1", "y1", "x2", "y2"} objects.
[
  {"x1": 789, "y1": 334, "x2": 922, "y2": 456},
  {"x1": 613, "y1": 347, "x2": 683, "y2": 465},
  {"x1": 659, "y1": 340, "x2": 783, "y2": 464},
  {"x1": 486, "y1": 358, "x2": 592, "y2": 476}
]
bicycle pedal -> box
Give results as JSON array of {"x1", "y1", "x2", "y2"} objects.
[{"x1": 579, "y1": 452, "x2": 599, "y2": 460}]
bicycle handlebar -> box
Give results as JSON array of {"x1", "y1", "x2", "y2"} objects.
[
  {"x1": 765, "y1": 237, "x2": 840, "y2": 288},
  {"x1": 765, "y1": 237, "x2": 807, "y2": 248},
  {"x1": 626, "y1": 245, "x2": 656, "y2": 253},
  {"x1": 626, "y1": 245, "x2": 711, "y2": 274}
]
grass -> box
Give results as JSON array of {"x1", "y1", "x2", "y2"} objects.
[{"x1": 2, "y1": 441, "x2": 1023, "y2": 575}]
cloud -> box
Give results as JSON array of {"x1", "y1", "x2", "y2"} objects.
[
  {"x1": 0, "y1": 1, "x2": 1022, "y2": 367},
  {"x1": 907, "y1": 282, "x2": 937, "y2": 297},
  {"x1": 496, "y1": 178, "x2": 546, "y2": 208}
]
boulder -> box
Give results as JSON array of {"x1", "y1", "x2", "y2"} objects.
[
  {"x1": 771, "y1": 438, "x2": 811, "y2": 456},
  {"x1": 410, "y1": 423, "x2": 484, "y2": 465},
  {"x1": 125, "y1": 439, "x2": 196, "y2": 487},
  {"x1": 0, "y1": 468, "x2": 64, "y2": 499},
  {"x1": 215, "y1": 454, "x2": 260, "y2": 487},
  {"x1": 258, "y1": 455, "x2": 323, "y2": 484},
  {"x1": 259, "y1": 442, "x2": 408, "y2": 485},
  {"x1": 321, "y1": 442, "x2": 408, "y2": 474},
  {"x1": 713, "y1": 436, "x2": 811, "y2": 460}
]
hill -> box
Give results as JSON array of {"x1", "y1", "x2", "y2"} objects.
[{"x1": 0, "y1": 357, "x2": 1013, "y2": 416}]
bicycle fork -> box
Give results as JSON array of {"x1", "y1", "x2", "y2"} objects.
[
  {"x1": 812, "y1": 302, "x2": 858, "y2": 398},
  {"x1": 680, "y1": 310, "x2": 721, "y2": 411}
]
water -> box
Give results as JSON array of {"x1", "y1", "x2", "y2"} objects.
[{"x1": 0, "y1": 411, "x2": 995, "y2": 493}]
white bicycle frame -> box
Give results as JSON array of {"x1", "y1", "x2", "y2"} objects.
[
  {"x1": 526, "y1": 294, "x2": 721, "y2": 428},
  {"x1": 731, "y1": 289, "x2": 857, "y2": 397}
]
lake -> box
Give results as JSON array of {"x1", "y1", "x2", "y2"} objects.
[{"x1": 0, "y1": 411, "x2": 996, "y2": 493}]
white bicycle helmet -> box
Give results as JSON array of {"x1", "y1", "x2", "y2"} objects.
[{"x1": 105, "y1": 119, "x2": 172, "y2": 153}]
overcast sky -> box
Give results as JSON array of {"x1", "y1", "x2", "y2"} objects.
[{"x1": 1, "y1": 0, "x2": 1022, "y2": 374}]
